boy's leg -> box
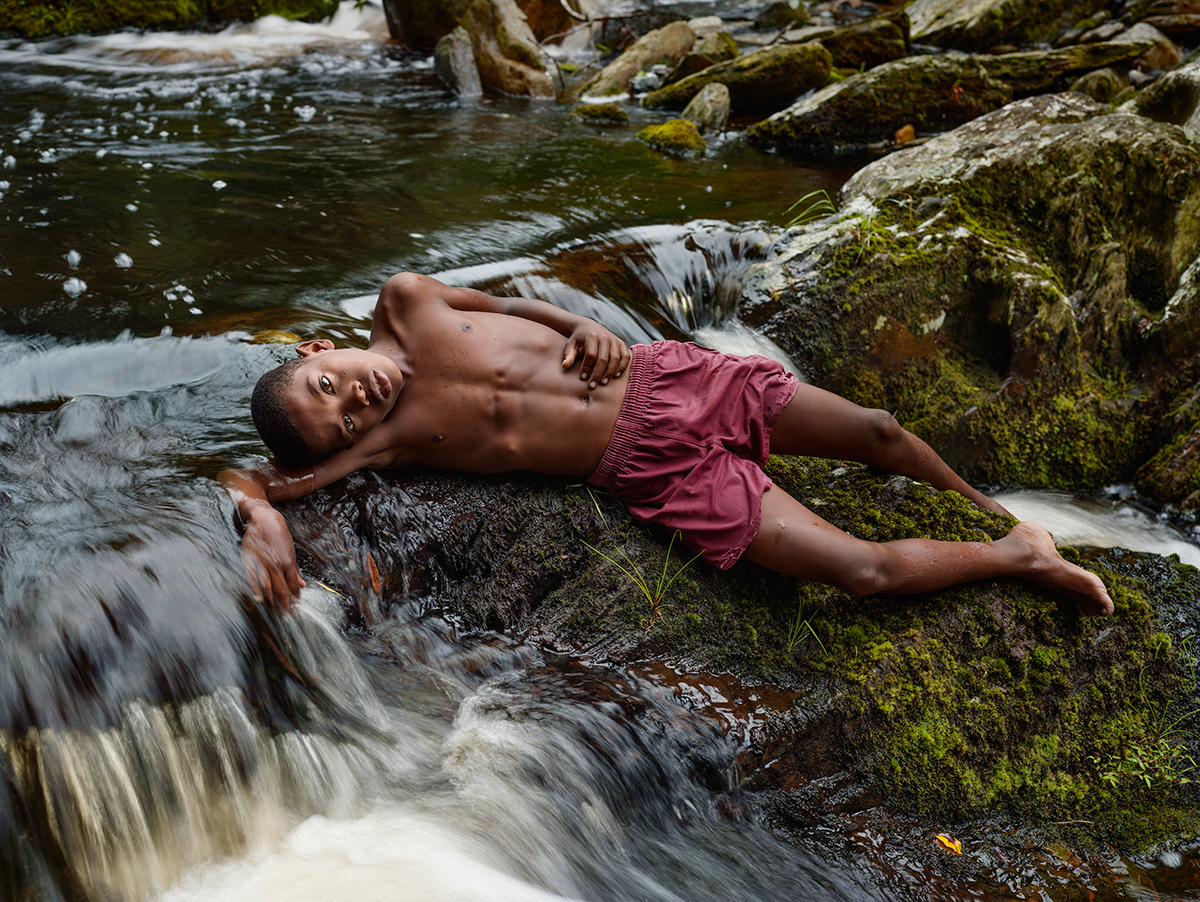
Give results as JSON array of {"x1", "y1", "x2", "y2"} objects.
[
  {"x1": 769, "y1": 383, "x2": 1011, "y2": 517},
  {"x1": 745, "y1": 484, "x2": 1114, "y2": 616}
]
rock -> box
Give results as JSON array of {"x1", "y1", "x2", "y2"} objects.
[
  {"x1": 434, "y1": 26, "x2": 483, "y2": 97},
  {"x1": 747, "y1": 94, "x2": 1200, "y2": 500},
  {"x1": 906, "y1": 0, "x2": 1109, "y2": 50},
  {"x1": 461, "y1": 0, "x2": 556, "y2": 98},
  {"x1": 745, "y1": 52, "x2": 1011, "y2": 157},
  {"x1": 517, "y1": 0, "x2": 587, "y2": 42},
  {"x1": 664, "y1": 31, "x2": 740, "y2": 84},
  {"x1": 637, "y1": 118, "x2": 706, "y2": 156},
  {"x1": 642, "y1": 42, "x2": 832, "y2": 114},
  {"x1": 570, "y1": 102, "x2": 630, "y2": 126},
  {"x1": 1145, "y1": 14, "x2": 1200, "y2": 43},
  {"x1": 681, "y1": 83, "x2": 731, "y2": 134},
  {"x1": 382, "y1": 0, "x2": 473, "y2": 50},
  {"x1": 280, "y1": 458, "x2": 1200, "y2": 846},
  {"x1": 1078, "y1": 20, "x2": 1124, "y2": 42},
  {"x1": 813, "y1": 11, "x2": 910, "y2": 70},
  {"x1": 980, "y1": 39, "x2": 1154, "y2": 97},
  {"x1": 687, "y1": 15, "x2": 725, "y2": 36},
  {"x1": 579, "y1": 21, "x2": 696, "y2": 99},
  {"x1": 754, "y1": 0, "x2": 810, "y2": 31},
  {"x1": 1069, "y1": 66, "x2": 1123, "y2": 103},
  {"x1": 1114, "y1": 21, "x2": 1183, "y2": 72},
  {"x1": 1126, "y1": 59, "x2": 1200, "y2": 137}
]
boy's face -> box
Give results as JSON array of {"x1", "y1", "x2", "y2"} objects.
[{"x1": 283, "y1": 340, "x2": 403, "y2": 459}]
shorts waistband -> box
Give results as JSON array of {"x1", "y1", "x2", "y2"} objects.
[{"x1": 587, "y1": 342, "x2": 655, "y2": 490}]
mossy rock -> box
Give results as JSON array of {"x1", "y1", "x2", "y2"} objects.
[
  {"x1": 815, "y1": 11, "x2": 910, "y2": 71},
  {"x1": 0, "y1": 0, "x2": 336, "y2": 37},
  {"x1": 642, "y1": 41, "x2": 832, "y2": 115},
  {"x1": 571, "y1": 103, "x2": 630, "y2": 127},
  {"x1": 906, "y1": 0, "x2": 1110, "y2": 51},
  {"x1": 637, "y1": 118, "x2": 705, "y2": 156},
  {"x1": 281, "y1": 457, "x2": 1200, "y2": 848},
  {"x1": 749, "y1": 94, "x2": 1200, "y2": 503},
  {"x1": 745, "y1": 51, "x2": 1012, "y2": 156}
]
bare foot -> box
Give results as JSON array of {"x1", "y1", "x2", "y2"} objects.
[{"x1": 1000, "y1": 522, "x2": 1114, "y2": 616}]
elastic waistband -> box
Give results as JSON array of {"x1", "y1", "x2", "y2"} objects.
[{"x1": 587, "y1": 342, "x2": 655, "y2": 490}]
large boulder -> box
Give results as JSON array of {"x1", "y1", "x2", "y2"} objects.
[
  {"x1": 681, "y1": 82, "x2": 731, "y2": 134},
  {"x1": 579, "y1": 20, "x2": 697, "y2": 99},
  {"x1": 905, "y1": 0, "x2": 1108, "y2": 50},
  {"x1": 280, "y1": 457, "x2": 1200, "y2": 851},
  {"x1": 460, "y1": 0, "x2": 555, "y2": 98},
  {"x1": 642, "y1": 42, "x2": 832, "y2": 114},
  {"x1": 744, "y1": 94, "x2": 1200, "y2": 502},
  {"x1": 745, "y1": 52, "x2": 1011, "y2": 156}
]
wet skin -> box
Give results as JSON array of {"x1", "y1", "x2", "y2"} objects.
[{"x1": 218, "y1": 272, "x2": 1113, "y2": 619}]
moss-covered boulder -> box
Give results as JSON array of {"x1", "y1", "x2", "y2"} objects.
[
  {"x1": 1125, "y1": 59, "x2": 1200, "y2": 139},
  {"x1": 905, "y1": 0, "x2": 1108, "y2": 50},
  {"x1": 980, "y1": 39, "x2": 1153, "y2": 97},
  {"x1": 814, "y1": 11, "x2": 910, "y2": 71},
  {"x1": 746, "y1": 52, "x2": 1011, "y2": 156},
  {"x1": 664, "y1": 30, "x2": 739, "y2": 84},
  {"x1": 279, "y1": 457, "x2": 1200, "y2": 850},
  {"x1": 637, "y1": 118, "x2": 706, "y2": 156},
  {"x1": 0, "y1": 0, "x2": 336, "y2": 37},
  {"x1": 460, "y1": 0, "x2": 555, "y2": 98},
  {"x1": 745, "y1": 93, "x2": 1200, "y2": 506},
  {"x1": 642, "y1": 42, "x2": 832, "y2": 115}
]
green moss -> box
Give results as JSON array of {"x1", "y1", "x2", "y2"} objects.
[
  {"x1": 636, "y1": 118, "x2": 706, "y2": 157},
  {"x1": 570, "y1": 103, "x2": 630, "y2": 127}
]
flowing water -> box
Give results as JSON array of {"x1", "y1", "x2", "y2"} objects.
[{"x1": 3, "y1": 8, "x2": 1200, "y2": 901}]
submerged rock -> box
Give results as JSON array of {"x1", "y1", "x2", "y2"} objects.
[
  {"x1": 571, "y1": 102, "x2": 630, "y2": 126},
  {"x1": 746, "y1": 93, "x2": 1200, "y2": 506},
  {"x1": 746, "y1": 52, "x2": 1011, "y2": 156},
  {"x1": 642, "y1": 42, "x2": 832, "y2": 114},
  {"x1": 434, "y1": 26, "x2": 483, "y2": 97},
  {"x1": 637, "y1": 118, "x2": 706, "y2": 155}
]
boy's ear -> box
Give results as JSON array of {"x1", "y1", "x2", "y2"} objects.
[{"x1": 295, "y1": 339, "x2": 335, "y2": 357}]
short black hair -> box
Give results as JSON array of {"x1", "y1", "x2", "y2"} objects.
[{"x1": 250, "y1": 357, "x2": 321, "y2": 469}]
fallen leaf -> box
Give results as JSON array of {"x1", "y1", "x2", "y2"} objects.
[
  {"x1": 935, "y1": 833, "x2": 963, "y2": 854},
  {"x1": 366, "y1": 553, "x2": 381, "y2": 594}
]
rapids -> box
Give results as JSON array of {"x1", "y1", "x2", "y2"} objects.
[{"x1": 3, "y1": 7, "x2": 1199, "y2": 901}]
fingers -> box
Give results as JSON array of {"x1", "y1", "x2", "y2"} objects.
[{"x1": 562, "y1": 340, "x2": 578, "y2": 370}]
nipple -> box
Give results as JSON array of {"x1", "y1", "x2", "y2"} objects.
[
  {"x1": 435, "y1": 433, "x2": 445, "y2": 441},
  {"x1": 460, "y1": 322, "x2": 472, "y2": 332}
]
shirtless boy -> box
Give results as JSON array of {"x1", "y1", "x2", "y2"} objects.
[{"x1": 219, "y1": 272, "x2": 1114, "y2": 617}]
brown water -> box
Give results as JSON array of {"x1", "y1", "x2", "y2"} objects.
[{"x1": 2, "y1": 8, "x2": 1199, "y2": 901}]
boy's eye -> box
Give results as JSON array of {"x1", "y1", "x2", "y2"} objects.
[
  {"x1": 343, "y1": 415, "x2": 355, "y2": 435},
  {"x1": 320, "y1": 375, "x2": 332, "y2": 393}
]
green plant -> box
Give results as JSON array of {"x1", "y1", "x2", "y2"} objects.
[
  {"x1": 582, "y1": 530, "x2": 701, "y2": 630},
  {"x1": 1089, "y1": 735, "x2": 1196, "y2": 790},
  {"x1": 786, "y1": 598, "x2": 825, "y2": 656},
  {"x1": 784, "y1": 189, "x2": 836, "y2": 228}
]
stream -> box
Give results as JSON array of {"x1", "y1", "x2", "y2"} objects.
[{"x1": 3, "y1": 6, "x2": 1200, "y2": 901}]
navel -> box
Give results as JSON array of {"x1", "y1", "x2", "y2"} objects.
[{"x1": 579, "y1": 394, "x2": 591, "y2": 407}]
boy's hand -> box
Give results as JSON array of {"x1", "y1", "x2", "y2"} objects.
[
  {"x1": 563, "y1": 322, "x2": 630, "y2": 389},
  {"x1": 241, "y1": 505, "x2": 306, "y2": 611}
]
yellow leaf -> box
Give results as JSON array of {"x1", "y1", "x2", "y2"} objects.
[{"x1": 935, "y1": 833, "x2": 962, "y2": 854}]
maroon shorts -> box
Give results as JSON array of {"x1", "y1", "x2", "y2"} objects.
[{"x1": 587, "y1": 341, "x2": 799, "y2": 569}]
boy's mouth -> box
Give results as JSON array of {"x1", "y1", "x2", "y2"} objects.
[{"x1": 371, "y1": 369, "x2": 391, "y2": 402}]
